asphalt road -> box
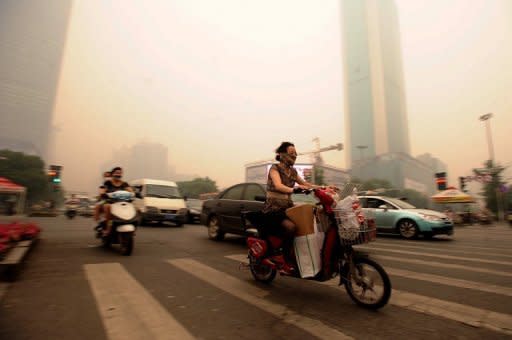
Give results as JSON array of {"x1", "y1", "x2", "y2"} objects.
[{"x1": 0, "y1": 215, "x2": 511, "y2": 339}]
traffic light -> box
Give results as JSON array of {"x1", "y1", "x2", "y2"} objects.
[
  {"x1": 48, "y1": 165, "x2": 62, "y2": 184},
  {"x1": 459, "y1": 176, "x2": 467, "y2": 192},
  {"x1": 435, "y1": 172, "x2": 447, "y2": 191}
]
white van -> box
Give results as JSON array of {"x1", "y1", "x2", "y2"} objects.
[{"x1": 130, "y1": 178, "x2": 188, "y2": 226}]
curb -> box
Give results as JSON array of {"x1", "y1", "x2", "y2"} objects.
[{"x1": 0, "y1": 237, "x2": 39, "y2": 282}]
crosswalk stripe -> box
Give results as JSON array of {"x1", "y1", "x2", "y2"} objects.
[
  {"x1": 370, "y1": 242, "x2": 512, "y2": 259},
  {"x1": 224, "y1": 254, "x2": 512, "y2": 335},
  {"x1": 356, "y1": 246, "x2": 512, "y2": 266},
  {"x1": 374, "y1": 240, "x2": 512, "y2": 253},
  {"x1": 84, "y1": 263, "x2": 194, "y2": 340},
  {"x1": 167, "y1": 258, "x2": 354, "y2": 340},
  {"x1": 384, "y1": 267, "x2": 512, "y2": 297},
  {"x1": 374, "y1": 255, "x2": 512, "y2": 278},
  {"x1": 226, "y1": 255, "x2": 512, "y2": 296},
  {"x1": 321, "y1": 280, "x2": 512, "y2": 335}
]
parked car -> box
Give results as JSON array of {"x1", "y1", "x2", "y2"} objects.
[
  {"x1": 186, "y1": 198, "x2": 203, "y2": 224},
  {"x1": 200, "y1": 182, "x2": 317, "y2": 240},
  {"x1": 358, "y1": 195, "x2": 454, "y2": 239}
]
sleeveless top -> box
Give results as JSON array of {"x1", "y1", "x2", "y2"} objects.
[{"x1": 262, "y1": 164, "x2": 298, "y2": 213}]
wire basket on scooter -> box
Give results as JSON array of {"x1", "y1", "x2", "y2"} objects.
[{"x1": 332, "y1": 208, "x2": 377, "y2": 246}]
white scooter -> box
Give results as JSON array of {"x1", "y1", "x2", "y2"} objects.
[{"x1": 95, "y1": 191, "x2": 137, "y2": 256}]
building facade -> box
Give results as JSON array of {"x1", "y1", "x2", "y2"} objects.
[
  {"x1": 0, "y1": 1, "x2": 72, "y2": 161},
  {"x1": 102, "y1": 142, "x2": 172, "y2": 183},
  {"x1": 341, "y1": 0, "x2": 410, "y2": 166},
  {"x1": 351, "y1": 153, "x2": 437, "y2": 195}
]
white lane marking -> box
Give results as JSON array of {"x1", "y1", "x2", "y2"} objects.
[
  {"x1": 84, "y1": 263, "x2": 194, "y2": 340},
  {"x1": 374, "y1": 240, "x2": 512, "y2": 253},
  {"x1": 226, "y1": 254, "x2": 512, "y2": 296},
  {"x1": 225, "y1": 254, "x2": 512, "y2": 335},
  {"x1": 168, "y1": 258, "x2": 354, "y2": 340},
  {"x1": 369, "y1": 242, "x2": 512, "y2": 259},
  {"x1": 356, "y1": 246, "x2": 512, "y2": 266},
  {"x1": 384, "y1": 267, "x2": 512, "y2": 297},
  {"x1": 374, "y1": 255, "x2": 512, "y2": 278},
  {"x1": 323, "y1": 279, "x2": 512, "y2": 335}
]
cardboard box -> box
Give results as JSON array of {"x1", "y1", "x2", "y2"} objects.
[{"x1": 286, "y1": 205, "x2": 314, "y2": 236}]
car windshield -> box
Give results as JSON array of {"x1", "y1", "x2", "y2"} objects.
[
  {"x1": 146, "y1": 185, "x2": 182, "y2": 199},
  {"x1": 384, "y1": 197, "x2": 417, "y2": 209}
]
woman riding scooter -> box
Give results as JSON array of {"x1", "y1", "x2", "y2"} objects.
[
  {"x1": 262, "y1": 141, "x2": 328, "y2": 275},
  {"x1": 101, "y1": 167, "x2": 133, "y2": 236}
]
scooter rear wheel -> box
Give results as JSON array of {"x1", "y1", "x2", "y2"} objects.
[
  {"x1": 344, "y1": 257, "x2": 391, "y2": 309},
  {"x1": 249, "y1": 254, "x2": 276, "y2": 283}
]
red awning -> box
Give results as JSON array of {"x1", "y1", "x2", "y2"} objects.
[{"x1": 0, "y1": 177, "x2": 25, "y2": 193}]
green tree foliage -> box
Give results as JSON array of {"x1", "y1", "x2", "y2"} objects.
[
  {"x1": 177, "y1": 177, "x2": 218, "y2": 199},
  {"x1": 0, "y1": 149, "x2": 56, "y2": 203},
  {"x1": 473, "y1": 160, "x2": 507, "y2": 214}
]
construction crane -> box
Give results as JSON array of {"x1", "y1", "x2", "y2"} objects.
[{"x1": 245, "y1": 139, "x2": 343, "y2": 167}]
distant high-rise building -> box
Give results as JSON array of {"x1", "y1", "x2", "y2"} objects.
[
  {"x1": 341, "y1": 0, "x2": 410, "y2": 166},
  {"x1": 0, "y1": 1, "x2": 72, "y2": 161},
  {"x1": 103, "y1": 142, "x2": 172, "y2": 182},
  {"x1": 341, "y1": 0, "x2": 446, "y2": 197},
  {"x1": 416, "y1": 153, "x2": 447, "y2": 174}
]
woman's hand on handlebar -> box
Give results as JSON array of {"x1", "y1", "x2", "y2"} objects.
[{"x1": 293, "y1": 185, "x2": 313, "y2": 194}]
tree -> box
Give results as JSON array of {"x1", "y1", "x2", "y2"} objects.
[
  {"x1": 177, "y1": 177, "x2": 218, "y2": 199},
  {"x1": 0, "y1": 149, "x2": 58, "y2": 204},
  {"x1": 473, "y1": 160, "x2": 507, "y2": 214}
]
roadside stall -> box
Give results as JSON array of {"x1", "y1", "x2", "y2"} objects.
[
  {"x1": 431, "y1": 187, "x2": 475, "y2": 224},
  {"x1": 0, "y1": 177, "x2": 26, "y2": 215}
]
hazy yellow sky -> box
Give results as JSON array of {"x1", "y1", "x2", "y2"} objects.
[{"x1": 52, "y1": 0, "x2": 512, "y2": 193}]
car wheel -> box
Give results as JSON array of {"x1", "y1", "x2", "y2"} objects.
[
  {"x1": 397, "y1": 219, "x2": 418, "y2": 239},
  {"x1": 208, "y1": 215, "x2": 225, "y2": 241}
]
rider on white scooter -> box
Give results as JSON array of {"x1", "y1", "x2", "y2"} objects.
[{"x1": 100, "y1": 167, "x2": 133, "y2": 236}]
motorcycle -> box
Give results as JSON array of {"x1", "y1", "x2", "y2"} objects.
[
  {"x1": 65, "y1": 201, "x2": 79, "y2": 219},
  {"x1": 95, "y1": 191, "x2": 137, "y2": 256},
  {"x1": 242, "y1": 188, "x2": 391, "y2": 310}
]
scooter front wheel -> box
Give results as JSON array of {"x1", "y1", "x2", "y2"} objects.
[
  {"x1": 344, "y1": 257, "x2": 391, "y2": 309},
  {"x1": 119, "y1": 233, "x2": 134, "y2": 256},
  {"x1": 249, "y1": 254, "x2": 276, "y2": 284}
]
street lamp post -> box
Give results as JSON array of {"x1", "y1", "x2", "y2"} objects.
[
  {"x1": 479, "y1": 113, "x2": 502, "y2": 221},
  {"x1": 479, "y1": 113, "x2": 495, "y2": 164}
]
